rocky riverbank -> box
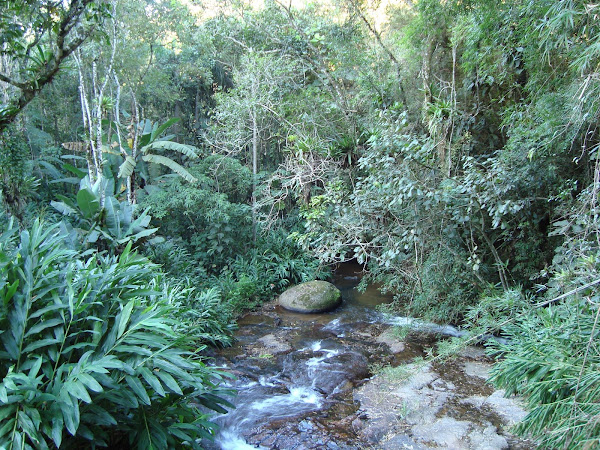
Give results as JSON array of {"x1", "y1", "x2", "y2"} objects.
[
  {"x1": 354, "y1": 345, "x2": 535, "y2": 449},
  {"x1": 205, "y1": 296, "x2": 534, "y2": 449}
]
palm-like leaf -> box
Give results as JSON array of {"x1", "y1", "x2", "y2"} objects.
[
  {"x1": 142, "y1": 141, "x2": 199, "y2": 159},
  {"x1": 150, "y1": 117, "x2": 181, "y2": 142},
  {"x1": 142, "y1": 154, "x2": 197, "y2": 183},
  {"x1": 117, "y1": 155, "x2": 136, "y2": 179}
]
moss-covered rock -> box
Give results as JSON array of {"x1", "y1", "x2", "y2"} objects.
[{"x1": 279, "y1": 280, "x2": 341, "y2": 313}]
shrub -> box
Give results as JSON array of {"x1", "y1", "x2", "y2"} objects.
[
  {"x1": 0, "y1": 220, "x2": 232, "y2": 449},
  {"x1": 169, "y1": 286, "x2": 237, "y2": 348},
  {"x1": 488, "y1": 293, "x2": 600, "y2": 449},
  {"x1": 215, "y1": 231, "x2": 330, "y2": 313},
  {"x1": 411, "y1": 247, "x2": 479, "y2": 323}
]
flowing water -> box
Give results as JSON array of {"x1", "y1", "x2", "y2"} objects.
[{"x1": 203, "y1": 264, "x2": 532, "y2": 449}]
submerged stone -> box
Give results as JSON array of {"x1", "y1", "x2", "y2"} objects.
[{"x1": 279, "y1": 280, "x2": 342, "y2": 313}]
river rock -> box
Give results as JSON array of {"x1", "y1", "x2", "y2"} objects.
[
  {"x1": 279, "y1": 280, "x2": 342, "y2": 313},
  {"x1": 376, "y1": 328, "x2": 406, "y2": 353},
  {"x1": 257, "y1": 334, "x2": 292, "y2": 354}
]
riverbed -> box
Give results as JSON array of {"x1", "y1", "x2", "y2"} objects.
[{"x1": 203, "y1": 264, "x2": 535, "y2": 449}]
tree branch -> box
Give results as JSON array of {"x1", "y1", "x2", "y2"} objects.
[
  {"x1": 0, "y1": 0, "x2": 106, "y2": 134},
  {"x1": 0, "y1": 73, "x2": 27, "y2": 90}
]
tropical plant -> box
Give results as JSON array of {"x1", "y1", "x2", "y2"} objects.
[
  {"x1": 113, "y1": 118, "x2": 200, "y2": 204},
  {"x1": 168, "y1": 285, "x2": 237, "y2": 348},
  {"x1": 485, "y1": 285, "x2": 600, "y2": 449},
  {"x1": 0, "y1": 128, "x2": 38, "y2": 223},
  {"x1": 141, "y1": 160, "x2": 253, "y2": 273},
  {"x1": 51, "y1": 176, "x2": 157, "y2": 252},
  {"x1": 0, "y1": 219, "x2": 232, "y2": 449}
]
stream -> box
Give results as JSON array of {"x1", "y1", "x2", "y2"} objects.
[{"x1": 203, "y1": 264, "x2": 534, "y2": 449}]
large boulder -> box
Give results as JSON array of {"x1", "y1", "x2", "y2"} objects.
[{"x1": 279, "y1": 280, "x2": 341, "y2": 313}]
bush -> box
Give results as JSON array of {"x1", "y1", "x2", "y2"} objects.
[
  {"x1": 170, "y1": 286, "x2": 237, "y2": 348},
  {"x1": 215, "y1": 231, "x2": 330, "y2": 313},
  {"x1": 411, "y1": 247, "x2": 479, "y2": 323},
  {"x1": 0, "y1": 220, "x2": 232, "y2": 449},
  {"x1": 487, "y1": 292, "x2": 600, "y2": 449}
]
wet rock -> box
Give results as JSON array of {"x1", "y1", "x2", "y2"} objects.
[
  {"x1": 210, "y1": 269, "x2": 535, "y2": 450},
  {"x1": 412, "y1": 417, "x2": 471, "y2": 447},
  {"x1": 298, "y1": 420, "x2": 314, "y2": 432},
  {"x1": 381, "y1": 434, "x2": 426, "y2": 449},
  {"x1": 257, "y1": 333, "x2": 292, "y2": 354},
  {"x1": 463, "y1": 360, "x2": 491, "y2": 380},
  {"x1": 376, "y1": 328, "x2": 406, "y2": 353},
  {"x1": 468, "y1": 425, "x2": 509, "y2": 450},
  {"x1": 351, "y1": 417, "x2": 364, "y2": 431},
  {"x1": 361, "y1": 424, "x2": 388, "y2": 443},
  {"x1": 459, "y1": 345, "x2": 488, "y2": 359},
  {"x1": 463, "y1": 390, "x2": 528, "y2": 425},
  {"x1": 279, "y1": 280, "x2": 342, "y2": 313},
  {"x1": 282, "y1": 349, "x2": 369, "y2": 397},
  {"x1": 431, "y1": 377, "x2": 455, "y2": 392},
  {"x1": 356, "y1": 358, "x2": 535, "y2": 450},
  {"x1": 313, "y1": 352, "x2": 369, "y2": 396}
]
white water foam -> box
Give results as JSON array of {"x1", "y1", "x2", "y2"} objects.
[
  {"x1": 323, "y1": 318, "x2": 342, "y2": 332},
  {"x1": 258, "y1": 375, "x2": 277, "y2": 387},
  {"x1": 384, "y1": 315, "x2": 467, "y2": 337},
  {"x1": 249, "y1": 386, "x2": 323, "y2": 411},
  {"x1": 306, "y1": 349, "x2": 339, "y2": 368},
  {"x1": 215, "y1": 430, "x2": 267, "y2": 450}
]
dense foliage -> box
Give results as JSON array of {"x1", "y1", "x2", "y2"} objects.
[
  {"x1": 2, "y1": 0, "x2": 600, "y2": 447},
  {"x1": 0, "y1": 220, "x2": 232, "y2": 448}
]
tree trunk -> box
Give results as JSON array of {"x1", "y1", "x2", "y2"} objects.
[
  {"x1": 422, "y1": 39, "x2": 435, "y2": 109},
  {"x1": 251, "y1": 104, "x2": 258, "y2": 242}
]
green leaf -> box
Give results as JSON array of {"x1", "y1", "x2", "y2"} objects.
[
  {"x1": 62, "y1": 163, "x2": 87, "y2": 178},
  {"x1": 25, "y1": 318, "x2": 64, "y2": 337},
  {"x1": 103, "y1": 196, "x2": 121, "y2": 238},
  {"x1": 18, "y1": 411, "x2": 39, "y2": 445},
  {"x1": 0, "y1": 403, "x2": 15, "y2": 421},
  {"x1": 142, "y1": 154, "x2": 197, "y2": 182},
  {"x1": 28, "y1": 357, "x2": 43, "y2": 378},
  {"x1": 0, "y1": 417, "x2": 15, "y2": 440},
  {"x1": 143, "y1": 140, "x2": 199, "y2": 159},
  {"x1": 138, "y1": 367, "x2": 165, "y2": 397},
  {"x1": 2, "y1": 280, "x2": 19, "y2": 305},
  {"x1": 50, "y1": 416, "x2": 63, "y2": 448},
  {"x1": 77, "y1": 373, "x2": 103, "y2": 393},
  {"x1": 155, "y1": 370, "x2": 183, "y2": 395},
  {"x1": 22, "y1": 338, "x2": 60, "y2": 353},
  {"x1": 117, "y1": 155, "x2": 136, "y2": 179},
  {"x1": 76, "y1": 188, "x2": 100, "y2": 220},
  {"x1": 67, "y1": 380, "x2": 92, "y2": 403},
  {"x1": 117, "y1": 227, "x2": 158, "y2": 244},
  {"x1": 0, "y1": 385, "x2": 8, "y2": 403},
  {"x1": 117, "y1": 301, "x2": 135, "y2": 339},
  {"x1": 150, "y1": 117, "x2": 180, "y2": 142},
  {"x1": 50, "y1": 200, "x2": 76, "y2": 216},
  {"x1": 125, "y1": 376, "x2": 151, "y2": 405},
  {"x1": 62, "y1": 400, "x2": 80, "y2": 436},
  {"x1": 29, "y1": 303, "x2": 68, "y2": 320},
  {"x1": 12, "y1": 430, "x2": 23, "y2": 450}
]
